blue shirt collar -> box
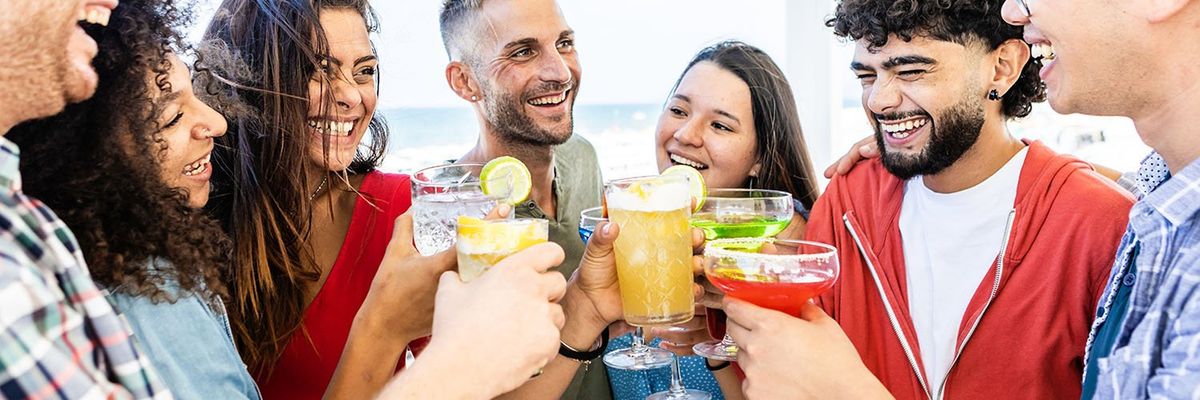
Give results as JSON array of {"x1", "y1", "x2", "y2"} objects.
[{"x1": 1142, "y1": 155, "x2": 1200, "y2": 227}]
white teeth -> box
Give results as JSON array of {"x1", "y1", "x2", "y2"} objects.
[
  {"x1": 80, "y1": 7, "x2": 111, "y2": 26},
  {"x1": 880, "y1": 118, "x2": 927, "y2": 138},
  {"x1": 669, "y1": 154, "x2": 708, "y2": 169},
  {"x1": 183, "y1": 161, "x2": 209, "y2": 176},
  {"x1": 1032, "y1": 43, "x2": 1056, "y2": 61},
  {"x1": 307, "y1": 120, "x2": 355, "y2": 137},
  {"x1": 528, "y1": 92, "x2": 568, "y2": 106}
]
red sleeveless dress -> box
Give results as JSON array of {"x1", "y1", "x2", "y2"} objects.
[{"x1": 255, "y1": 171, "x2": 427, "y2": 399}]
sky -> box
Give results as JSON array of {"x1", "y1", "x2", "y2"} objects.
[{"x1": 189, "y1": 0, "x2": 792, "y2": 109}]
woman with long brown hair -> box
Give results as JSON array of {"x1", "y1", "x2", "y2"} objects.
[
  {"x1": 607, "y1": 40, "x2": 821, "y2": 400},
  {"x1": 198, "y1": 0, "x2": 452, "y2": 398}
]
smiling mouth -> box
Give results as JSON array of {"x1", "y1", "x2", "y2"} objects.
[
  {"x1": 307, "y1": 119, "x2": 357, "y2": 137},
  {"x1": 878, "y1": 117, "x2": 929, "y2": 140},
  {"x1": 183, "y1": 153, "x2": 211, "y2": 177},
  {"x1": 527, "y1": 90, "x2": 570, "y2": 107},
  {"x1": 669, "y1": 153, "x2": 708, "y2": 170}
]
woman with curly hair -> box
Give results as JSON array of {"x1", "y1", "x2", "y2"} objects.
[
  {"x1": 6, "y1": 0, "x2": 257, "y2": 398},
  {"x1": 197, "y1": 0, "x2": 454, "y2": 398}
]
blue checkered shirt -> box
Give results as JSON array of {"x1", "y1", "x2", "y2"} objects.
[{"x1": 1086, "y1": 152, "x2": 1200, "y2": 398}]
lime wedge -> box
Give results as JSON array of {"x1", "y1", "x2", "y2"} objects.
[
  {"x1": 481, "y1": 156, "x2": 532, "y2": 205},
  {"x1": 661, "y1": 164, "x2": 707, "y2": 212}
]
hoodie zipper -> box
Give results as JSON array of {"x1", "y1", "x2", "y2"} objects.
[
  {"x1": 933, "y1": 209, "x2": 1017, "y2": 400},
  {"x1": 843, "y1": 213, "x2": 932, "y2": 400}
]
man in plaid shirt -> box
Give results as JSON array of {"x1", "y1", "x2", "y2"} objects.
[
  {"x1": 0, "y1": 0, "x2": 170, "y2": 399},
  {"x1": 1001, "y1": 0, "x2": 1200, "y2": 398}
]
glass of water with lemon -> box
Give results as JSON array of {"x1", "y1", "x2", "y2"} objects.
[{"x1": 410, "y1": 157, "x2": 532, "y2": 255}]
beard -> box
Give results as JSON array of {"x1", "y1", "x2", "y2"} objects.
[
  {"x1": 478, "y1": 79, "x2": 573, "y2": 147},
  {"x1": 0, "y1": 0, "x2": 82, "y2": 123},
  {"x1": 876, "y1": 93, "x2": 986, "y2": 180}
]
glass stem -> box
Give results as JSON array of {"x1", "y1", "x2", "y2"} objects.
[
  {"x1": 666, "y1": 355, "x2": 688, "y2": 396},
  {"x1": 719, "y1": 333, "x2": 735, "y2": 347},
  {"x1": 631, "y1": 327, "x2": 648, "y2": 357}
]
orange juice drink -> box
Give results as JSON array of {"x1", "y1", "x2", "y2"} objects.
[{"x1": 606, "y1": 175, "x2": 695, "y2": 327}]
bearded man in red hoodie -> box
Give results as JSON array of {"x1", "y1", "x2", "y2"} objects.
[{"x1": 719, "y1": 1, "x2": 1136, "y2": 399}]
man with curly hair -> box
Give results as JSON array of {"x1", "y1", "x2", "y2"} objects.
[
  {"x1": 1001, "y1": 1, "x2": 1200, "y2": 399},
  {"x1": 720, "y1": 1, "x2": 1135, "y2": 399},
  {"x1": 0, "y1": 0, "x2": 173, "y2": 399}
]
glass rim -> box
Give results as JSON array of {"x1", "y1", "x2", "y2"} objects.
[
  {"x1": 704, "y1": 238, "x2": 837, "y2": 261},
  {"x1": 462, "y1": 217, "x2": 548, "y2": 226},
  {"x1": 606, "y1": 174, "x2": 690, "y2": 187},
  {"x1": 412, "y1": 162, "x2": 512, "y2": 188},
  {"x1": 580, "y1": 206, "x2": 608, "y2": 222},
  {"x1": 705, "y1": 188, "x2": 792, "y2": 201}
]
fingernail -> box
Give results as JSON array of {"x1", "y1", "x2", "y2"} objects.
[
  {"x1": 498, "y1": 203, "x2": 512, "y2": 216},
  {"x1": 602, "y1": 222, "x2": 614, "y2": 235}
]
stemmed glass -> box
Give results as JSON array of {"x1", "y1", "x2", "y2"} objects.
[
  {"x1": 700, "y1": 238, "x2": 839, "y2": 358},
  {"x1": 579, "y1": 206, "x2": 710, "y2": 400},
  {"x1": 595, "y1": 175, "x2": 698, "y2": 370},
  {"x1": 690, "y1": 189, "x2": 793, "y2": 361},
  {"x1": 410, "y1": 163, "x2": 513, "y2": 255}
]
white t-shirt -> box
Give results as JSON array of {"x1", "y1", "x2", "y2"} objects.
[{"x1": 898, "y1": 147, "x2": 1028, "y2": 397}]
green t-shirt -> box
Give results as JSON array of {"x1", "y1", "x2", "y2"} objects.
[
  {"x1": 513, "y1": 135, "x2": 602, "y2": 280},
  {"x1": 511, "y1": 135, "x2": 611, "y2": 399}
]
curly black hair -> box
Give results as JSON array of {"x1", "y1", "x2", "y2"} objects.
[
  {"x1": 827, "y1": 0, "x2": 1046, "y2": 118},
  {"x1": 7, "y1": 0, "x2": 231, "y2": 305}
]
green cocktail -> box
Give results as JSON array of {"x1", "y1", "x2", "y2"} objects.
[
  {"x1": 691, "y1": 214, "x2": 792, "y2": 239},
  {"x1": 690, "y1": 189, "x2": 794, "y2": 240}
]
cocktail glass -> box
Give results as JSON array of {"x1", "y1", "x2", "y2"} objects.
[{"x1": 694, "y1": 238, "x2": 839, "y2": 361}]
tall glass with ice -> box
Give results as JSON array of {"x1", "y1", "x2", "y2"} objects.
[{"x1": 606, "y1": 174, "x2": 696, "y2": 326}]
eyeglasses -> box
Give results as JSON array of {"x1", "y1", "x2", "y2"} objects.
[{"x1": 1014, "y1": 0, "x2": 1032, "y2": 17}]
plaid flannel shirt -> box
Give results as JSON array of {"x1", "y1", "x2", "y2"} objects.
[
  {"x1": 1087, "y1": 152, "x2": 1200, "y2": 398},
  {"x1": 0, "y1": 138, "x2": 170, "y2": 399}
]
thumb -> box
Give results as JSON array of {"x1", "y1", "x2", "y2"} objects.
[
  {"x1": 426, "y1": 245, "x2": 458, "y2": 275},
  {"x1": 437, "y1": 270, "x2": 465, "y2": 294},
  {"x1": 797, "y1": 301, "x2": 831, "y2": 323},
  {"x1": 582, "y1": 221, "x2": 618, "y2": 263},
  {"x1": 484, "y1": 203, "x2": 512, "y2": 220},
  {"x1": 389, "y1": 212, "x2": 418, "y2": 258}
]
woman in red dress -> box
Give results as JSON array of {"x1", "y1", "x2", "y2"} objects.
[{"x1": 200, "y1": 0, "x2": 447, "y2": 398}]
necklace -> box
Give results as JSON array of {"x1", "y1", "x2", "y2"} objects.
[{"x1": 310, "y1": 176, "x2": 328, "y2": 201}]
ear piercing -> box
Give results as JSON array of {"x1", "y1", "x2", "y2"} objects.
[
  {"x1": 471, "y1": 95, "x2": 478, "y2": 101},
  {"x1": 988, "y1": 89, "x2": 1002, "y2": 101}
]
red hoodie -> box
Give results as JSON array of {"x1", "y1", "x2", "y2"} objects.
[{"x1": 806, "y1": 141, "x2": 1133, "y2": 400}]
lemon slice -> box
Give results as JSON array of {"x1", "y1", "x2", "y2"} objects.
[
  {"x1": 661, "y1": 164, "x2": 707, "y2": 212},
  {"x1": 481, "y1": 156, "x2": 532, "y2": 205}
]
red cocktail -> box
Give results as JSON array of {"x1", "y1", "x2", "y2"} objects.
[{"x1": 693, "y1": 238, "x2": 839, "y2": 361}]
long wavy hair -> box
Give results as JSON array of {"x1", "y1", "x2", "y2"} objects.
[
  {"x1": 7, "y1": 0, "x2": 230, "y2": 304},
  {"x1": 197, "y1": 0, "x2": 389, "y2": 369},
  {"x1": 671, "y1": 41, "x2": 822, "y2": 211}
]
